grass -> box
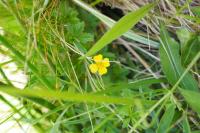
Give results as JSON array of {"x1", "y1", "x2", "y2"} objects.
[{"x1": 0, "y1": 0, "x2": 199, "y2": 132}]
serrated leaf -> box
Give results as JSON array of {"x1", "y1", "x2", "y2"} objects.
[
  {"x1": 156, "y1": 104, "x2": 175, "y2": 133},
  {"x1": 159, "y1": 24, "x2": 198, "y2": 91},
  {"x1": 86, "y1": 3, "x2": 155, "y2": 56}
]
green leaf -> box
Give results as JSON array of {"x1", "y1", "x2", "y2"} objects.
[
  {"x1": 182, "y1": 115, "x2": 191, "y2": 133},
  {"x1": 180, "y1": 89, "x2": 200, "y2": 115},
  {"x1": 27, "y1": 96, "x2": 56, "y2": 110},
  {"x1": 192, "y1": 131, "x2": 200, "y2": 133},
  {"x1": 73, "y1": 0, "x2": 159, "y2": 48},
  {"x1": 159, "y1": 24, "x2": 198, "y2": 91},
  {"x1": 181, "y1": 35, "x2": 200, "y2": 66},
  {"x1": 50, "y1": 107, "x2": 70, "y2": 133},
  {"x1": 156, "y1": 104, "x2": 175, "y2": 133},
  {"x1": 30, "y1": 104, "x2": 72, "y2": 125},
  {"x1": 91, "y1": 114, "x2": 114, "y2": 133},
  {"x1": 0, "y1": 85, "x2": 141, "y2": 105},
  {"x1": 98, "y1": 77, "x2": 166, "y2": 94},
  {"x1": 0, "y1": 4, "x2": 22, "y2": 34},
  {"x1": 176, "y1": 28, "x2": 192, "y2": 46},
  {"x1": 86, "y1": 3, "x2": 155, "y2": 56},
  {"x1": 0, "y1": 67, "x2": 13, "y2": 86}
]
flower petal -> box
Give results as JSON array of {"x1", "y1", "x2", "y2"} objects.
[
  {"x1": 98, "y1": 67, "x2": 107, "y2": 75},
  {"x1": 89, "y1": 64, "x2": 98, "y2": 73},
  {"x1": 102, "y1": 58, "x2": 110, "y2": 67},
  {"x1": 93, "y1": 54, "x2": 103, "y2": 62}
]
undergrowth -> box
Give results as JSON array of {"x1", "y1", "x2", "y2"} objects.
[{"x1": 0, "y1": 0, "x2": 199, "y2": 132}]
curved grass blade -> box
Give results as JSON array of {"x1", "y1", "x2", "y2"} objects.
[{"x1": 86, "y1": 3, "x2": 155, "y2": 56}]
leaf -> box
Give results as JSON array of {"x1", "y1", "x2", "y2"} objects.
[
  {"x1": 50, "y1": 107, "x2": 70, "y2": 133},
  {"x1": 92, "y1": 114, "x2": 114, "y2": 133},
  {"x1": 180, "y1": 89, "x2": 200, "y2": 115},
  {"x1": 181, "y1": 35, "x2": 200, "y2": 66},
  {"x1": 159, "y1": 24, "x2": 198, "y2": 91},
  {"x1": 182, "y1": 115, "x2": 191, "y2": 133},
  {"x1": 0, "y1": 67, "x2": 13, "y2": 86},
  {"x1": 192, "y1": 131, "x2": 200, "y2": 133},
  {"x1": 97, "y1": 77, "x2": 166, "y2": 94},
  {"x1": 176, "y1": 28, "x2": 192, "y2": 46},
  {"x1": 0, "y1": 85, "x2": 141, "y2": 105},
  {"x1": 86, "y1": 3, "x2": 155, "y2": 56},
  {"x1": 27, "y1": 96, "x2": 56, "y2": 110},
  {"x1": 156, "y1": 104, "x2": 175, "y2": 133},
  {"x1": 72, "y1": 0, "x2": 159, "y2": 48},
  {"x1": 31, "y1": 104, "x2": 72, "y2": 125},
  {"x1": 0, "y1": 4, "x2": 22, "y2": 34}
]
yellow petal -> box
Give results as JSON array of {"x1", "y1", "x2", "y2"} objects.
[
  {"x1": 98, "y1": 67, "x2": 107, "y2": 75},
  {"x1": 102, "y1": 58, "x2": 110, "y2": 67},
  {"x1": 93, "y1": 54, "x2": 103, "y2": 62},
  {"x1": 89, "y1": 64, "x2": 98, "y2": 73}
]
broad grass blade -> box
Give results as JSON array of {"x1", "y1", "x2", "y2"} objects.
[{"x1": 86, "y1": 3, "x2": 155, "y2": 56}]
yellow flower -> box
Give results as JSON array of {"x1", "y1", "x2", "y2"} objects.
[{"x1": 89, "y1": 54, "x2": 110, "y2": 75}]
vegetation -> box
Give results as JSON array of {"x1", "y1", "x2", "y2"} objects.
[{"x1": 0, "y1": 0, "x2": 199, "y2": 132}]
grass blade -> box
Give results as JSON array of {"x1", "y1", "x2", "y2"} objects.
[
  {"x1": 86, "y1": 3, "x2": 155, "y2": 56},
  {"x1": 0, "y1": 67, "x2": 13, "y2": 86},
  {"x1": 73, "y1": 0, "x2": 159, "y2": 48},
  {"x1": 156, "y1": 104, "x2": 175, "y2": 133},
  {"x1": 0, "y1": 84, "x2": 141, "y2": 105},
  {"x1": 182, "y1": 115, "x2": 191, "y2": 133}
]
